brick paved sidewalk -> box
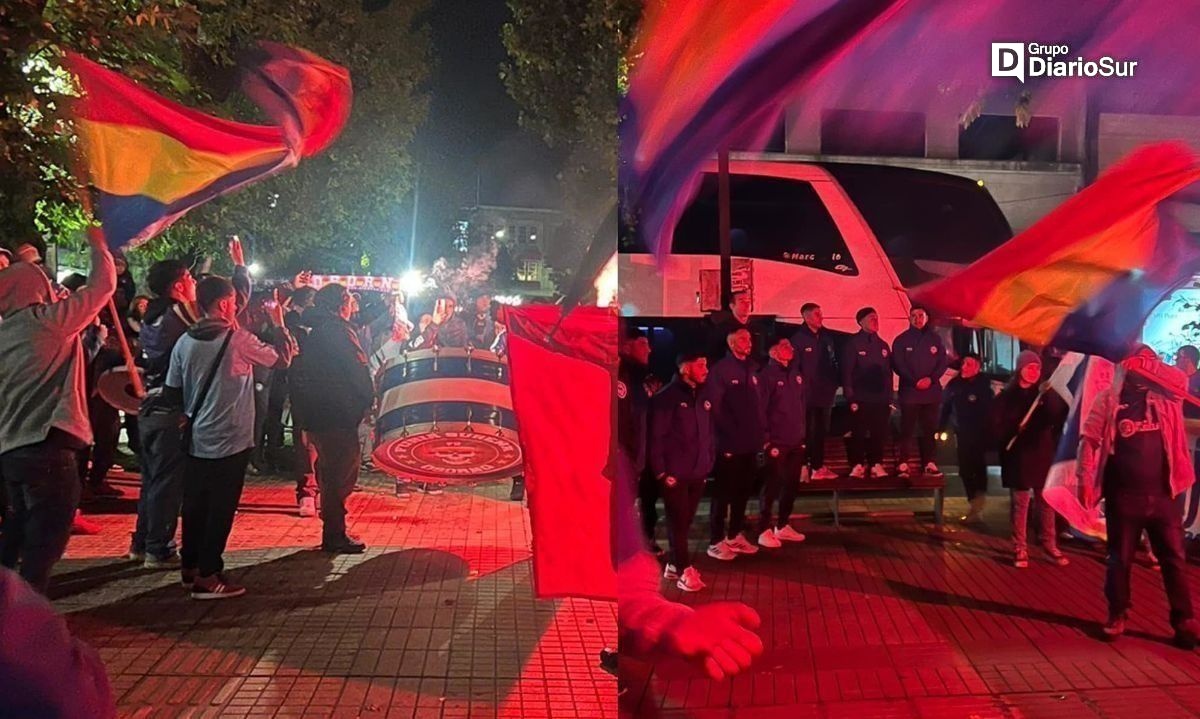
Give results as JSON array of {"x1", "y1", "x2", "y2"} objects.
[
  {"x1": 53, "y1": 472, "x2": 616, "y2": 719},
  {"x1": 623, "y1": 486, "x2": 1200, "y2": 719}
]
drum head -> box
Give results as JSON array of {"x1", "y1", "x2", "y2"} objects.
[
  {"x1": 372, "y1": 423, "x2": 523, "y2": 485},
  {"x1": 98, "y1": 367, "x2": 145, "y2": 414}
]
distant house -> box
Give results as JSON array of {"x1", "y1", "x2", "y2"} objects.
[{"x1": 460, "y1": 204, "x2": 564, "y2": 297}]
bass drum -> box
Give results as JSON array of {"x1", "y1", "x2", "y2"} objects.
[{"x1": 372, "y1": 347, "x2": 523, "y2": 484}]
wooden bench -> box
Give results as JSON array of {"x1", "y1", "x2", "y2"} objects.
[{"x1": 793, "y1": 475, "x2": 946, "y2": 529}]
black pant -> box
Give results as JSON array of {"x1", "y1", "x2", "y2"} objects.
[
  {"x1": 806, "y1": 406, "x2": 830, "y2": 469},
  {"x1": 0, "y1": 444, "x2": 81, "y2": 594},
  {"x1": 898, "y1": 403, "x2": 938, "y2": 467},
  {"x1": 849, "y1": 402, "x2": 890, "y2": 466},
  {"x1": 957, "y1": 438, "x2": 988, "y2": 500},
  {"x1": 295, "y1": 430, "x2": 318, "y2": 501},
  {"x1": 310, "y1": 429, "x2": 360, "y2": 544},
  {"x1": 761, "y1": 445, "x2": 805, "y2": 531},
  {"x1": 637, "y1": 471, "x2": 660, "y2": 545},
  {"x1": 181, "y1": 450, "x2": 251, "y2": 577},
  {"x1": 1105, "y1": 491, "x2": 1194, "y2": 626},
  {"x1": 663, "y1": 479, "x2": 705, "y2": 570},
  {"x1": 124, "y1": 412, "x2": 141, "y2": 455},
  {"x1": 265, "y1": 370, "x2": 289, "y2": 451},
  {"x1": 710, "y1": 453, "x2": 757, "y2": 544},
  {"x1": 133, "y1": 411, "x2": 186, "y2": 559},
  {"x1": 83, "y1": 393, "x2": 120, "y2": 484}
]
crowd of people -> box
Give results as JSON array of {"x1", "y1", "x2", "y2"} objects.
[
  {"x1": 0, "y1": 231, "x2": 524, "y2": 603},
  {"x1": 619, "y1": 289, "x2": 1200, "y2": 649}
]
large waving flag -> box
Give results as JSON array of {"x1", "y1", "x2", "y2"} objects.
[
  {"x1": 912, "y1": 143, "x2": 1200, "y2": 361},
  {"x1": 67, "y1": 42, "x2": 351, "y2": 250},
  {"x1": 504, "y1": 305, "x2": 617, "y2": 600}
]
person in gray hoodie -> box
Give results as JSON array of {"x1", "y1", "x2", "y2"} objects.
[
  {"x1": 0, "y1": 228, "x2": 115, "y2": 594},
  {"x1": 165, "y1": 275, "x2": 294, "y2": 599}
]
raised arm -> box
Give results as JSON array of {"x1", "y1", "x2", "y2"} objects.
[{"x1": 35, "y1": 228, "x2": 116, "y2": 337}]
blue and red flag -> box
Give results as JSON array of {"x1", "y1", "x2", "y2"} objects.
[
  {"x1": 912, "y1": 142, "x2": 1200, "y2": 362},
  {"x1": 67, "y1": 42, "x2": 351, "y2": 250}
]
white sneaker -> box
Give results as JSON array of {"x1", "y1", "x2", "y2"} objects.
[
  {"x1": 897, "y1": 462, "x2": 911, "y2": 479},
  {"x1": 775, "y1": 525, "x2": 807, "y2": 543},
  {"x1": 757, "y1": 529, "x2": 782, "y2": 548},
  {"x1": 676, "y1": 567, "x2": 705, "y2": 592},
  {"x1": 870, "y1": 464, "x2": 888, "y2": 479},
  {"x1": 298, "y1": 497, "x2": 317, "y2": 518},
  {"x1": 813, "y1": 466, "x2": 838, "y2": 481},
  {"x1": 925, "y1": 462, "x2": 944, "y2": 477},
  {"x1": 663, "y1": 563, "x2": 679, "y2": 581},
  {"x1": 707, "y1": 541, "x2": 736, "y2": 561},
  {"x1": 849, "y1": 464, "x2": 866, "y2": 479},
  {"x1": 727, "y1": 533, "x2": 760, "y2": 555}
]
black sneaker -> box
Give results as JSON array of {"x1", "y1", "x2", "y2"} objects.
[
  {"x1": 1174, "y1": 620, "x2": 1200, "y2": 650},
  {"x1": 190, "y1": 573, "x2": 246, "y2": 600},
  {"x1": 181, "y1": 568, "x2": 198, "y2": 590},
  {"x1": 322, "y1": 536, "x2": 367, "y2": 554},
  {"x1": 87, "y1": 481, "x2": 124, "y2": 498},
  {"x1": 509, "y1": 478, "x2": 525, "y2": 502}
]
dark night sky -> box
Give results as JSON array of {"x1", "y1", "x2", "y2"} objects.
[{"x1": 410, "y1": 0, "x2": 563, "y2": 263}]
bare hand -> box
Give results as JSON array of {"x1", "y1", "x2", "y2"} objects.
[
  {"x1": 228, "y1": 236, "x2": 245, "y2": 267},
  {"x1": 293, "y1": 270, "x2": 312, "y2": 288},
  {"x1": 665, "y1": 602, "x2": 763, "y2": 681},
  {"x1": 916, "y1": 378, "x2": 932, "y2": 390},
  {"x1": 266, "y1": 299, "x2": 285, "y2": 327},
  {"x1": 86, "y1": 225, "x2": 108, "y2": 251},
  {"x1": 850, "y1": 403, "x2": 859, "y2": 413},
  {"x1": 432, "y1": 298, "x2": 452, "y2": 325}
]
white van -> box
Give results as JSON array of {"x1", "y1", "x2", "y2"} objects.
[{"x1": 619, "y1": 157, "x2": 1014, "y2": 347}]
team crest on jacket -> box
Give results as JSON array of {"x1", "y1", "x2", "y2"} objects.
[
  {"x1": 968, "y1": 394, "x2": 977, "y2": 402},
  {"x1": 930, "y1": 346, "x2": 938, "y2": 354},
  {"x1": 805, "y1": 347, "x2": 813, "y2": 352},
  {"x1": 882, "y1": 349, "x2": 889, "y2": 357},
  {"x1": 617, "y1": 381, "x2": 628, "y2": 399},
  {"x1": 777, "y1": 380, "x2": 784, "y2": 387},
  {"x1": 1118, "y1": 419, "x2": 1137, "y2": 438},
  {"x1": 796, "y1": 376, "x2": 803, "y2": 384},
  {"x1": 751, "y1": 376, "x2": 758, "y2": 385},
  {"x1": 703, "y1": 400, "x2": 712, "y2": 410}
]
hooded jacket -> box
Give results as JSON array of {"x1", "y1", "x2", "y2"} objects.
[
  {"x1": 166, "y1": 315, "x2": 293, "y2": 459},
  {"x1": 0, "y1": 246, "x2": 116, "y2": 453},
  {"x1": 290, "y1": 308, "x2": 374, "y2": 433}
]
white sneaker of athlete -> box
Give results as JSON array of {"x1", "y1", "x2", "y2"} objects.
[
  {"x1": 775, "y1": 525, "x2": 807, "y2": 542},
  {"x1": 728, "y1": 534, "x2": 760, "y2": 554},
  {"x1": 676, "y1": 567, "x2": 705, "y2": 592},
  {"x1": 849, "y1": 464, "x2": 866, "y2": 479},
  {"x1": 706, "y1": 542, "x2": 736, "y2": 561},
  {"x1": 757, "y1": 529, "x2": 782, "y2": 548},
  {"x1": 663, "y1": 563, "x2": 679, "y2": 581},
  {"x1": 870, "y1": 464, "x2": 888, "y2": 479}
]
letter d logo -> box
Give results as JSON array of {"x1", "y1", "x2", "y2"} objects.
[{"x1": 991, "y1": 42, "x2": 1025, "y2": 83}]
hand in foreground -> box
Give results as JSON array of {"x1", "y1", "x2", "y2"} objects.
[
  {"x1": 916, "y1": 378, "x2": 932, "y2": 390},
  {"x1": 266, "y1": 298, "x2": 285, "y2": 327},
  {"x1": 664, "y1": 601, "x2": 763, "y2": 681},
  {"x1": 228, "y1": 236, "x2": 246, "y2": 267},
  {"x1": 86, "y1": 225, "x2": 108, "y2": 251},
  {"x1": 294, "y1": 270, "x2": 313, "y2": 288}
]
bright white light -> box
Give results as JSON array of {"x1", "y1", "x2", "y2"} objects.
[
  {"x1": 247, "y1": 262, "x2": 263, "y2": 277},
  {"x1": 401, "y1": 269, "x2": 427, "y2": 297},
  {"x1": 594, "y1": 253, "x2": 618, "y2": 308},
  {"x1": 494, "y1": 229, "x2": 506, "y2": 239},
  {"x1": 494, "y1": 295, "x2": 523, "y2": 306},
  {"x1": 529, "y1": 233, "x2": 537, "y2": 241}
]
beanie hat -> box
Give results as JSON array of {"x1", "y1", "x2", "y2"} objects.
[
  {"x1": 855, "y1": 306, "x2": 877, "y2": 323},
  {"x1": 1015, "y1": 350, "x2": 1042, "y2": 373}
]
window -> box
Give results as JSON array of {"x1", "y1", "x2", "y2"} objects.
[
  {"x1": 959, "y1": 114, "x2": 1059, "y2": 161},
  {"x1": 517, "y1": 259, "x2": 543, "y2": 283},
  {"x1": 667, "y1": 174, "x2": 857, "y2": 275},
  {"x1": 821, "y1": 110, "x2": 925, "y2": 158},
  {"x1": 822, "y1": 163, "x2": 1012, "y2": 288}
]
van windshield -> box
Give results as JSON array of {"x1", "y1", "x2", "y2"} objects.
[
  {"x1": 821, "y1": 163, "x2": 1013, "y2": 287},
  {"x1": 621, "y1": 173, "x2": 859, "y2": 276}
]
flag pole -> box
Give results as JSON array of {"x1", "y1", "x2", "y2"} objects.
[{"x1": 718, "y1": 146, "x2": 732, "y2": 308}]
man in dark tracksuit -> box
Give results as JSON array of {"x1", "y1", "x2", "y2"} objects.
[
  {"x1": 756, "y1": 338, "x2": 808, "y2": 549},
  {"x1": 891, "y1": 305, "x2": 949, "y2": 478},
  {"x1": 617, "y1": 328, "x2": 656, "y2": 547},
  {"x1": 706, "y1": 328, "x2": 767, "y2": 560},
  {"x1": 843, "y1": 307, "x2": 893, "y2": 479},
  {"x1": 939, "y1": 352, "x2": 993, "y2": 522},
  {"x1": 289, "y1": 284, "x2": 374, "y2": 554},
  {"x1": 649, "y1": 351, "x2": 715, "y2": 593},
  {"x1": 791, "y1": 302, "x2": 840, "y2": 481}
]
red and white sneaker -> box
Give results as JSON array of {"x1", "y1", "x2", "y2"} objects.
[
  {"x1": 812, "y1": 467, "x2": 838, "y2": 481},
  {"x1": 870, "y1": 464, "x2": 888, "y2": 479},
  {"x1": 190, "y1": 573, "x2": 246, "y2": 600},
  {"x1": 896, "y1": 463, "x2": 912, "y2": 479},
  {"x1": 757, "y1": 529, "x2": 782, "y2": 548},
  {"x1": 924, "y1": 462, "x2": 944, "y2": 477},
  {"x1": 676, "y1": 567, "x2": 705, "y2": 593},
  {"x1": 706, "y1": 541, "x2": 736, "y2": 561},
  {"x1": 663, "y1": 563, "x2": 679, "y2": 581},
  {"x1": 727, "y1": 534, "x2": 760, "y2": 555},
  {"x1": 774, "y1": 525, "x2": 807, "y2": 543},
  {"x1": 849, "y1": 464, "x2": 866, "y2": 479}
]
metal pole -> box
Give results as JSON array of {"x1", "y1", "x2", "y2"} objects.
[
  {"x1": 718, "y1": 147, "x2": 732, "y2": 308},
  {"x1": 409, "y1": 163, "x2": 420, "y2": 268}
]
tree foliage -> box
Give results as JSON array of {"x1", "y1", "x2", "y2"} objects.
[{"x1": 2, "y1": 0, "x2": 431, "y2": 277}]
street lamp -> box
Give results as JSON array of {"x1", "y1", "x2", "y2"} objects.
[
  {"x1": 247, "y1": 261, "x2": 263, "y2": 277},
  {"x1": 494, "y1": 229, "x2": 506, "y2": 239}
]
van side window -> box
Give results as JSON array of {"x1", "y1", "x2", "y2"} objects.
[{"x1": 668, "y1": 174, "x2": 858, "y2": 275}]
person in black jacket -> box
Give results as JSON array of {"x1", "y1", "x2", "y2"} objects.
[
  {"x1": 706, "y1": 328, "x2": 766, "y2": 561},
  {"x1": 791, "y1": 302, "x2": 840, "y2": 481},
  {"x1": 618, "y1": 326, "x2": 658, "y2": 548},
  {"x1": 706, "y1": 290, "x2": 768, "y2": 363},
  {"x1": 993, "y1": 350, "x2": 1069, "y2": 568},
  {"x1": 649, "y1": 350, "x2": 715, "y2": 593},
  {"x1": 756, "y1": 338, "x2": 808, "y2": 549},
  {"x1": 939, "y1": 352, "x2": 994, "y2": 523},
  {"x1": 892, "y1": 305, "x2": 948, "y2": 478},
  {"x1": 842, "y1": 307, "x2": 893, "y2": 479},
  {"x1": 289, "y1": 284, "x2": 375, "y2": 554}
]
